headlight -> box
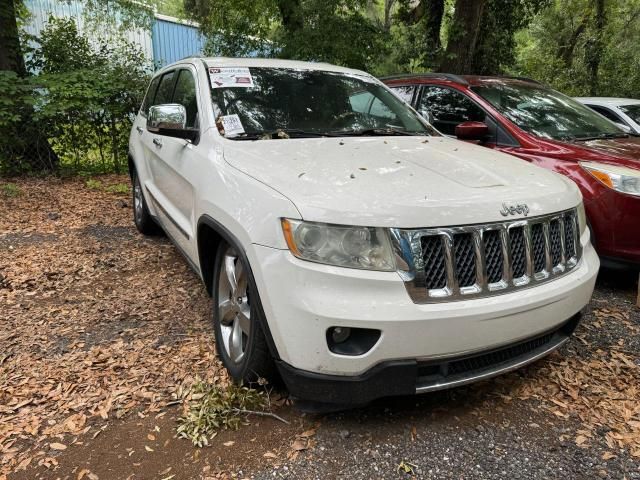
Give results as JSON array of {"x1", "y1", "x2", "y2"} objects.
[
  {"x1": 579, "y1": 161, "x2": 640, "y2": 196},
  {"x1": 577, "y1": 201, "x2": 587, "y2": 235},
  {"x1": 281, "y1": 219, "x2": 395, "y2": 271}
]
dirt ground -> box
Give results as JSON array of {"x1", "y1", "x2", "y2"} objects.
[{"x1": 1, "y1": 176, "x2": 639, "y2": 480}]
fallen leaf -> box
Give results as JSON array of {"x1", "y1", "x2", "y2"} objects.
[
  {"x1": 50, "y1": 443, "x2": 67, "y2": 451},
  {"x1": 291, "y1": 439, "x2": 308, "y2": 451}
]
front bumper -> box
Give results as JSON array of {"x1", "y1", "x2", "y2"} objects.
[
  {"x1": 250, "y1": 231, "x2": 598, "y2": 401},
  {"x1": 276, "y1": 313, "x2": 580, "y2": 405}
]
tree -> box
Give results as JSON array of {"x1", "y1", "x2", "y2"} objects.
[
  {"x1": 0, "y1": 0, "x2": 60, "y2": 172},
  {"x1": 514, "y1": 0, "x2": 640, "y2": 97},
  {"x1": 0, "y1": 0, "x2": 24, "y2": 74},
  {"x1": 397, "y1": 0, "x2": 445, "y2": 70},
  {"x1": 439, "y1": 0, "x2": 486, "y2": 73},
  {"x1": 585, "y1": 0, "x2": 606, "y2": 94},
  {"x1": 185, "y1": 0, "x2": 384, "y2": 70}
]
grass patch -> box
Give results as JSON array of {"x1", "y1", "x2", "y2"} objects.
[
  {"x1": 177, "y1": 380, "x2": 282, "y2": 447},
  {"x1": 85, "y1": 178, "x2": 103, "y2": 190},
  {"x1": 105, "y1": 183, "x2": 129, "y2": 194},
  {"x1": 1, "y1": 183, "x2": 22, "y2": 197}
]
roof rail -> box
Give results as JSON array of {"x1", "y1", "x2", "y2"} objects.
[
  {"x1": 499, "y1": 75, "x2": 543, "y2": 85},
  {"x1": 379, "y1": 72, "x2": 469, "y2": 86}
]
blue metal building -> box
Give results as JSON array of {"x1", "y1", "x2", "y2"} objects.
[
  {"x1": 152, "y1": 14, "x2": 206, "y2": 67},
  {"x1": 23, "y1": 0, "x2": 206, "y2": 69}
]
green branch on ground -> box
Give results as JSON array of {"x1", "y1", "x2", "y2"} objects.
[{"x1": 176, "y1": 380, "x2": 277, "y2": 448}]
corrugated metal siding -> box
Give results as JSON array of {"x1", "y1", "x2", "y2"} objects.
[
  {"x1": 152, "y1": 18, "x2": 206, "y2": 67},
  {"x1": 23, "y1": 0, "x2": 154, "y2": 62}
]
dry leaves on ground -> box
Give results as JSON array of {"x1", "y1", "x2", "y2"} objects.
[
  {"x1": 483, "y1": 300, "x2": 640, "y2": 458},
  {"x1": 0, "y1": 176, "x2": 227, "y2": 476}
]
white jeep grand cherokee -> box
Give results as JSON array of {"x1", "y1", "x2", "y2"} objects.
[{"x1": 128, "y1": 58, "x2": 599, "y2": 406}]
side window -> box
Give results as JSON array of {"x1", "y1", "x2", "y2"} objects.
[
  {"x1": 153, "y1": 71, "x2": 177, "y2": 106},
  {"x1": 140, "y1": 75, "x2": 161, "y2": 117},
  {"x1": 390, "y1": 86, "x2": 415, "y2": 104},
  {"x1": 349, "y1": 91, "x2": 398, "y2": 122},
  {"x1": 369, "y1": 97, "x2": 395, "y2": 119},
  {"x1": 418, "y1": 86, "x2": 486, "y2": 135},
  {"x1": 349, "y1": 91, "x2": 372, "y2": 113},
  {"x1": 172, "y1": 69, "x2": 199, "y2": 129},
  {"x1": 589, "y1": 105, "x2": 622, "y2": 123}
]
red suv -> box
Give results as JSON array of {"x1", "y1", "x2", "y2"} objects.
[{"x1": 382, "y1": 74, "x2": 640, "y2": 269}]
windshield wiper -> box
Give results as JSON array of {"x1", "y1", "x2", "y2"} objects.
[
  {"x1": 573, "y1": 132, "x2": 630, "y2": 141},
  {"x1": 331, "y1": 127, "x2": 427, "y2": 137},
  {"x1": 229, "y1": 129, "x2": 338, "y2": 140}
]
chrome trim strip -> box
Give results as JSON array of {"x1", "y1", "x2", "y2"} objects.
[
  {"x1": 391, "y1": 208, "x2": 581, "y2": 304},
  {"x1": 415, "y1": 333, "x2": 569, "y2": 393}
]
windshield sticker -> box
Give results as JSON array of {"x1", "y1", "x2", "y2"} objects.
[
  {"x1": 209, "y1": 67, "x2": 254, "y2": 88},
  {"x1": 220, "y1": 114, "x2": 246, "y2": 137}
]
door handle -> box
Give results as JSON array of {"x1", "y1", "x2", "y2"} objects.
[
  {"x1": 136, "y1": 126, "x2": 144, "y2": 135},
  {"x1": 152, "y1": 138, "x2": 163, "y2": 148}
]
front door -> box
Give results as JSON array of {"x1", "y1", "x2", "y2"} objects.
[{"x1": 141, "y1": 67, "x2": 202, "y2": 259}]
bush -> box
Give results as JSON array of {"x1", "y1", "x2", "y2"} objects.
[{"x1": 0, "y1": 17, "x2": 151, "y2": 176}]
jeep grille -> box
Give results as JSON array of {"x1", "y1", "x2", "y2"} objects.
[{"x1": 390, "y1": 209, "x2": 581, "y2": 303}]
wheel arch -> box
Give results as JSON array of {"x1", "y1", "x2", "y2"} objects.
[
  {"x1": 196, "y1": 214, "x2": 281, "y2": 360},
  {"x1": 127, "y1": 153, "x2": 135, "y2": 181}
]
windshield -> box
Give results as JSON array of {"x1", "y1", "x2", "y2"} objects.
[
  {"x1": 471, "y1": 83, "x2": 626, "y2": 141},
  {"x1": 210, "y1": 67, "x2": 434, "y2": 139},
  {"x1": 619, "y1": 104, "x2": 640, "y2": 125}
]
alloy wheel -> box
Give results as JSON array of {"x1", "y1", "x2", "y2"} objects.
[{"x1": 217, "y1": 248, "x2": 251, "y2": 364}]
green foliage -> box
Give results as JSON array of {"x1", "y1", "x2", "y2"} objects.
[
  {"x1": 190, "y1": 0, "x2": 385, "y2": 70},
  {"x1": 472, "y1": 0, "x2": 551, "y2": 74},
  {"x1": 105, "y1": 182, "x2": 129, "y2": 194},
  {"x1": 513, "y1": 0, "x2": 640, "y2": 97},
  {"x1": 277, "y1": 0, "x2": 385, "y2": 70},
  {"x1": 85, "y1": 178, "x2": 103, "y2": 190},
  {"x1": 0, "y1": 17, "x2": 151, "y2": 176},
  {"x1": 0, "y1": 183, "x2": 22, "y2": 197},
  {"x1": 176, "y1": 380, "x2": 269, "y2": 447}
]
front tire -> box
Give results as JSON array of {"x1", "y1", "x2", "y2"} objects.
[
  {"x1": 212, "y1": 242, "x2": 274, "y2": 384},
  {"x1": 132, "y1": 169, "x2": 160, "y2": 236}
]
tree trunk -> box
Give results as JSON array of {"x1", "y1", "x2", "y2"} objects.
[
  {"x1": 277, "y1": 0, "x2": 303, "y2": 58},
  {"x1": 424, "y1": 0, "x2": 445, "y2": 68},
  {"x1": 0, "y1": 0, "x2": 59, "y2": 173},
  {"x1": 587, "y1": 0, "x2": 606, "y2": 95},
  {"x1": 439, "y1": 0, "x2": 487, "y2": 74},
  {"x1": 0, "y1": 0, "x2": 25, "y2": 74},
  {"x1": 557, "y1": 14, "x2": 588, "y2": 66},
  {"x1": 384, "y1": 0, "x2": 396, "y2": 32}
]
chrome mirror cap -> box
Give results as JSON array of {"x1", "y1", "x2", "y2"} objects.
[{"x1": 147, "y1": 104, "x2": 187, "y2": 132}]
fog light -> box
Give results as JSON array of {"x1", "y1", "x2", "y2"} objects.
[
  {"x1": 331, "y1": 327, "x2": 351, "y2": 344},
  {"x1": 326, "y1": 327, "x2": 381, "y2": 356}
]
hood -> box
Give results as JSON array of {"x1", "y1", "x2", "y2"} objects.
[
  {"x1": 223, "y1": 136, "x2": 581, "y2": 228},
  {"x1": 575, "y1": 135, "x2": 640, "y2": 168}
]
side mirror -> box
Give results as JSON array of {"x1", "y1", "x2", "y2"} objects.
[
  {"x1": 147, "y1": 104, "x2": 198, "y2": 141},
  {"x1": 455, "y1": 121, "x2": 489, "y2": 141}
]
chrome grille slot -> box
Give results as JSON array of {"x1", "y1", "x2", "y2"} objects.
[
  {"x1": 483, "y1": 230, "x2": 503, "y2": 284},
  {"x1": 392, "y1": 208, "x2": 582, "y2": 303},
  {"x1": 564, "y1": 212, "x2": 576, "y2": 260},
  {"x1": 421, "y1": 235, "x2": 447, "y2": 290},
  {"x1": 453, "y1": 233, "x2": 477, "y2": 287},
  {"x1": 549, "y1": 219, "x2": 562, "y2": 266},
  {"x1": 509, "y1": 226, "x2": 526, "y2": 279},
  {"x1": 531, "y1": 223, "x2": 546, "y2": 273}
]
